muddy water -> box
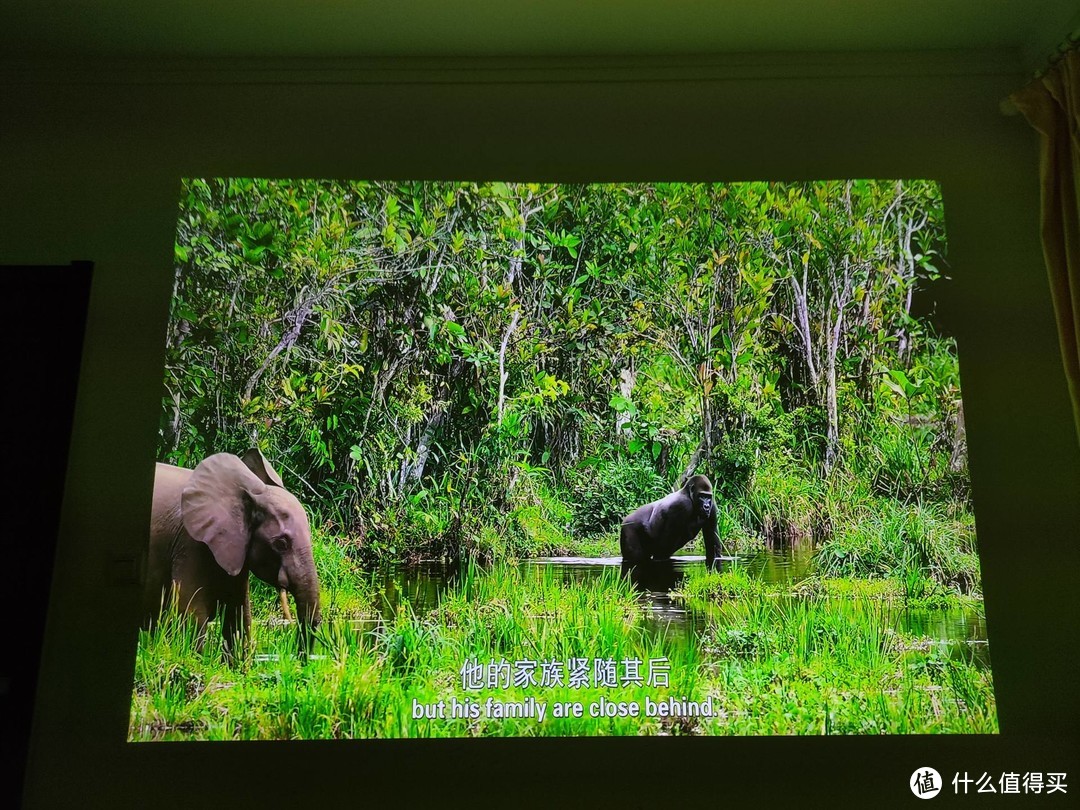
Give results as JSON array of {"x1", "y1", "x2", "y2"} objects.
[{"x1": 368, "y1": 550, "x2": 990, "y2": 668}]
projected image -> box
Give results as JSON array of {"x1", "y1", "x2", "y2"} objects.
[{"x1": 129, "y1": 179, "x2": 995, "y2": 740}]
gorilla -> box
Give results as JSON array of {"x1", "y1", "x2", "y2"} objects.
[{"x1": 620, "y1": 474, "x2": 720, "y2": 568}]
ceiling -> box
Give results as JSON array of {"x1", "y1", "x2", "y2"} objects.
[{"x1": 1, "y1": 1, "x2": 1078, "y2": 70}]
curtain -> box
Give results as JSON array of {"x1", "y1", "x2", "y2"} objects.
[{"x1": 1011, "y1": 49, "x2": 1080, "y2": 444}]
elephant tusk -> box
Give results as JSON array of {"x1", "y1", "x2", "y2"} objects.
[{"x1": 278, "y1": 588, "x2": 293, "y2": 622}]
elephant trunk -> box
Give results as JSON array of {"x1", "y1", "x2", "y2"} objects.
[
  {"x1": 291, "y1": 577, "x2": 321, "y2": 627},
  {"x1": 289, "y1": 570, "x2": 322, "y2": 653}
]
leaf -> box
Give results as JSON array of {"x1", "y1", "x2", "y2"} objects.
[
  {"x1": 882, "y1": 378, "x2": 907, "y2": 399},
  {"x1": 888, "y1": 369, "x2": 916, "y2": 398}
]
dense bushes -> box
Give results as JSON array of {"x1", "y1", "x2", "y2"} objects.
[{"x1": 568, "y1": 456, "x2": 668, "y2": 535}]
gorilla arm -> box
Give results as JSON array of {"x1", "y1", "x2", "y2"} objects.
[
  {"x1": 703, "y1": 511, "x2": 720, "y2": 569},
  {"x1": 685, "y1": 474, "x2": 720, "y2": 568}
]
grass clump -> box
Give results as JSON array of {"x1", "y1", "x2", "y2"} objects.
[
  {"x1": 674, "y1": 565, "x2": 769, "y2": 601},
  {"x1": 815, "y1": 499, "x2": 979, "y2": 594},
  {"x1": 693, "y1": 595, "x2": 996, "y2": 735}
]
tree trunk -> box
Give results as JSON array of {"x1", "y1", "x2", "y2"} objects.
[
  {"x1": 243, "y1": 296, "x2": 317, "y2": 401},
  {"x1": 615, "y1": 366, "x2": 635, "y2": 436},
  {"x1": 949, "y1": 399, "x2": 967, "y2": 472},
  {"x1": 497, "y1": 309, "x2": 522, "y2": 423},
  {"x1": 790, "y1": 266, "x2": 820, "y2": 391},
  {"x1": 824, "y1": 348, "x2": 839, "y2": 474},
  {"x1": 401, "y1": 409, "x2": 447, "y2": 488},
  {"x1": 681, "y1": 440, "x2": 707, "y2": 488}
]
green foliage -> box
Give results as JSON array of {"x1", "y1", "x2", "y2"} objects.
[
  {"x1": 162, "y1": 177, "x2": 975, "y2": 591},
  {"x1": 710, "y1": 432, "x2": 758, "y2": 500},
  {"x1": 849, "y1": 335, "x2": 968, "y2": 503},
  {"x1": 568, "y1": 456, "x2": 668, "y2": 535}
]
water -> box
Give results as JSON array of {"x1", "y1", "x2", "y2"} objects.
[{"x1": 364, "y1": 551, "x2": 990, "y2": 668}]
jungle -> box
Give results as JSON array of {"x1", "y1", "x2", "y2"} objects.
[{"x1": 129, "y1": 178, "x2": 995, "y2": 740}]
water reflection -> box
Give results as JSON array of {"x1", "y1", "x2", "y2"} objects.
[
  {"x1": 371, "y1": 560, "x2": 460, "y2": 619},
  {"x1": 620, "y1": 558, "x2": 683, "y2": 592},
  {"x1": 902, "y1": 606, "x2": 991, "y2": 668},
  {"x1": 739, "y1": 544, "x2": 815, "y2": 584}
]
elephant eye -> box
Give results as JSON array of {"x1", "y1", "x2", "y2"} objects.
[{"x1": 270, "y1": 535, "x2": 291, "y2": 553}]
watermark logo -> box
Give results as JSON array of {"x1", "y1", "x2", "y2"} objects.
[{"x1": 911, "y1": 767, "x2": 943, "y2": 799}]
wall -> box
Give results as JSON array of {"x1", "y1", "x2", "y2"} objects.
[{"x1": 2, "y1": 53, "x2": 1077, "y2": 807}]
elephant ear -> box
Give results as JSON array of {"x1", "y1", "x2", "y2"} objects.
[
  {"x1": 181, "y1": 453, "x2": 267, "y2": 576},
  {"x1": 240, "y1": 447, "x2": 285, "y2": 488}
]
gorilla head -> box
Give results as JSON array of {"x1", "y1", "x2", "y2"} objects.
[{"x1": 685, "y1": 474, "x2": 713, "y2": 519}]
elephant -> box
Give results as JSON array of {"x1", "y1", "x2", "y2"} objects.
[{"x1": 144, "y1": 448, "x2": 321, "y2": 656}]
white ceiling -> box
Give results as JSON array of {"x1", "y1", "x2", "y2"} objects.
[{"x1": 1, "y1": 1, "x2": 1077, "y2": 70}]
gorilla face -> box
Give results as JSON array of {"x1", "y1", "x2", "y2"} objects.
[
  {"x1": 686, "y1": 474, "x2": 714, "y2": 520},
  {"x1": 697, "y1": 491, "x2": 713, "y2": 519}
]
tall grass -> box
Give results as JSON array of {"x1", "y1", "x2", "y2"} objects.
[
  {"x1": 743, "y1": 463, "x2": 824, "y2": 545},
  {"x1": 689, "y1": 577, "x2": 996, "y2": 735},
  {"x1": 131, "y1": 560, "x2": 995, "y2": 740}
]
